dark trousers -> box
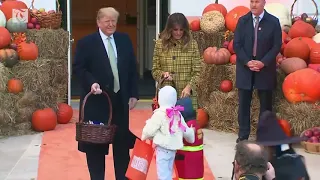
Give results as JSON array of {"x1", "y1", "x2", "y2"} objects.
[
  {"x1": 85, "y1": 91, "x2": 130, "y2": 180},
  {"x1": 86, "y1": 143, "x2": 130, "y2": 180},
  {"x1": 238, "y1": 89, "x2": 273, "y2": 139}
]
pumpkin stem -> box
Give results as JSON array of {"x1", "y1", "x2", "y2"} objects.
[{"x1": 215, "y1": 0, "x2": 218, "y2": 3}]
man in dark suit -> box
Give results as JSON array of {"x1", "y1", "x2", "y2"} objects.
[
  {"x1": 73, "y1": 7, "x2": 139, "y2": 180},
  {"x1": 233, "y1": 0, "x2": 282, "y2": 143}
]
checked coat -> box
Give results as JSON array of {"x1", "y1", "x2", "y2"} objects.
[{"x1": 151, "y1": 39, "x2": 201, "y2": 110}]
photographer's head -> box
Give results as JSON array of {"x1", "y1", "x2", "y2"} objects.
[{"x1": 233, "y1": 141, "x2": 269, "y2": 180}]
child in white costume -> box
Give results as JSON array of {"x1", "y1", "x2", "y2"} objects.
[{"x1": 141, "y1": 86, "x2": 195, "y2": 180}]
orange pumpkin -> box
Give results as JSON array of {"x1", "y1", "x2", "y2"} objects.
[
  {"x1": 190, "y1": 19, "x2": 200, "y2": 31},
  {"x1": 282, "y1": 31, "x2": 287, "y2": 43},
  {"x1": 310, "y1": 44, "x2": 320, "y2": 64},
  {"x1": 197, "y1": 108, "x2": 208, "y2": 128},
  {"x1": 283, "y1": 37, "x2": 310, "y2": 61},
  {"x1": 0, "y1": 0, "x2": 28, "y2": 20},
  {"x1": 308, "y1": 64, "x2": 320, "y2": 72},
  {"x1": 0, "y1": 27, "x2": 11, "y2": 48},
  {"x1": 225, "y1": 6, "x2": 250, "y2": 32},
  {"x1": 32, "y1": 108, "x2": 57, "y2": 132},
  {"x1": 202, "y1": 0, "x2": 227, "y2": 17},
  {"x1": 7, "y1": 78, "x2": 23, "y2": 94},
  {"x1": 57, "y1": 103, "x2": 73, "y2": 124},
  {"x1": 278, "y1": 119, "x2": 291, "y2": 137},
  {"x1": 228, "y1": 39, "x2": 235, "y2": 54},
  {"x1": 279, "y1": 57, "x2": 307, "y2": 74},
  {"x1": 282, "y1": 68, "x2": 320, "y2": 103},
  {"x1": 300, "y1": 37, "x2": 317, "y2": 50},
  {"x1": 230, "y1": 54, "x2": 236, "y2": 64},
  {"x1": 203, "y1": 47, "x2": 231, "y2": 65},
  {"x1": 288, "y1": 20, "x2": 316, "y2": 39},
  {"x1": 17, "y1": 41, "x2": 38, "y2": 60}
]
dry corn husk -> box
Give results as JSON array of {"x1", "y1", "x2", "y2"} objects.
[{"x1": 200, "y1": 11, "x2": 225, "y2": 34}]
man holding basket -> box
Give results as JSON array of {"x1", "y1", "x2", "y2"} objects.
[{"x1": 73, "y1": 7, "x2": 139, "y2": 180}]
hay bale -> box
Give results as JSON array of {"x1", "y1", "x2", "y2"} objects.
[
  {"x1": 192, "y1": 30, "x2": 234, "y2": 54},
  {"x1": 205, "y1": 90, "x2": 260, "y2": 135},
  {"x1": 202, "y1": 65, "x2": 319, "y2": 136},
  {"x1": 25, "y1": 29, "x2": 69, "y2": 59},
  {"x1": 0, "y1": 58, "x2": 68, "y2": 136},
  {"x1": 0, "y1": 63, "x2": 12, "y2": 92},
  {"x1": 275, "y1": 100, "x2": 320, "y2": 135},
  {"x1": 197, "y1": 63, "x2": 236, "y2": 107},
  {"x1": 0, "y1": 92, "x2": 38, "y2": 136},
  {"x1": 11, "y1": 58, "x2": 68, "y2": 108}
]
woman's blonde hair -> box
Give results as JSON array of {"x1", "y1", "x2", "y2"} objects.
[{"x1": 159, "y1": 13, "x2": 191, "y2": 51}]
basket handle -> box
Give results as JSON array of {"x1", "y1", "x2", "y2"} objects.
[
  {"x1": 80, "y1": 91, "x2": 113, "y2": 126},
  {"x1": 30, "y1": 0, "x2": 60, "y2": 12},
  {"x1": 154, "y1": 76, "x2": 168, "y2": 98},
  {"x1": 291, "y1": 0, "x2": 318, "y2": 19}
]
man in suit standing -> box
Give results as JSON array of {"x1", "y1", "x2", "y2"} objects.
[
  {"x1": 233, "y1": 0, "x2": 282, "y2": 143},
  {"x1": 73, "y1": 7, "x2": 139, "y2": 180}
]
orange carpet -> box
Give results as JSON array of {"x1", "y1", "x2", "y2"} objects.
[{"x1": 37, "y1": 109, "x2": 215, "y2": 180}]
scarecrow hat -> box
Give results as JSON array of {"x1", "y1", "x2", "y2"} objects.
[{"x1": 256, "y1": 110, "x2": 307, "y2": 146}]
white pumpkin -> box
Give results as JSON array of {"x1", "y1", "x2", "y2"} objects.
[
  {"x1": 0, "y1": 10, "x2": 6, "y2": 27},
  {"x1": 265, "y1": 3, "x2": 291, "y2": 30},
  {"x1": 312, "y1": 33, "x2": 320, "y2": 43}
]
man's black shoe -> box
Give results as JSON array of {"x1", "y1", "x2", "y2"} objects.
[{"x1": 236, "y1": 137, "x2": 248, "y2": 143}]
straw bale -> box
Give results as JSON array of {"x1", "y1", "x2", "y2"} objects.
[
  {"x1": 11, "y1": 58, "x2": 68, "y2": 108},
  {"x1": 205, "y1": 90, "x2": 260, "y2": 135},
  {"x1": 275, "y1": 100, "x2": 320, "y2": 135},
  {"x1": 197, "y1": 63, "x2": 236, "y2": 107},
  {"x1": 0, "y1": 63, "x2": 12, "y2": 92},
  {"x1": 25, "y1": 29, "x2": 69, "y2": 59},
  {"x1": 0, "y1": 58, "x2": 68, "y2": 137},
  {"x1": 191, "y1": 30, "x2": 234, "y2": 54}
]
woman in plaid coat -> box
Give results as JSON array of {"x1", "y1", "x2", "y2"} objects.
[{"x1": 152, "y1": 13, "x2": 202, "y2": 110}]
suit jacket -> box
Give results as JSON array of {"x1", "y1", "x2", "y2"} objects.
[
  {"x1": 234, "y1": 11, "x2": 282, "y2": 90},
  {"x1": 73, "y1": 31, "x2": 139, "y2": 154}
]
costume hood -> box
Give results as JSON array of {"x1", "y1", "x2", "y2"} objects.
[{"x1": 158, "y1": 86, "x2": 177, "y2": 108}]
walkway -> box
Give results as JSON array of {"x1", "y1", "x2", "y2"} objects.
[{"x1": 0, "y1": 102, "x2": 319, "y2": 179}]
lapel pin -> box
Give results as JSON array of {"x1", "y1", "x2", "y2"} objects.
[{"x1": 259, "y1": 27, "x2": 262, "y2": 30}]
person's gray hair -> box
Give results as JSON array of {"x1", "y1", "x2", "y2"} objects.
[
  {"x1": 235, "y1": 141, "x2": 269, "y2": 175},
  {"x1": 97, "y1": 7, "x2": 119, "y2": 20}
]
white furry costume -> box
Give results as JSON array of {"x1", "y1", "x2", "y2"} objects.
[{"x1": 141, "y1": 86, "x2": 195, "y2": 150}]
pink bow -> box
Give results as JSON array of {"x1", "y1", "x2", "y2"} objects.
[{"x1": 166, "y1": 105, "x2": 186, "y2": 134}]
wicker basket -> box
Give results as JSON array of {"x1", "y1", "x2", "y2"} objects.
[
  {"x1": 291, "y1": 0, "x2": 318, "y2": 27},
  {"x1": 28, "y1": 0, "x2": 62, "y2": 29},
  {"x1": 300, "y1": 127, "x2": 320, "y2": 155},
  {"x1": 76, "y1": 91, "x2": 117, "y2": 144}
]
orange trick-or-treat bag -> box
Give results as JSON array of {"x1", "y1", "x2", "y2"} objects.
[{"x1": 126, "y1": 139, "x2": 154, "y2": 180}]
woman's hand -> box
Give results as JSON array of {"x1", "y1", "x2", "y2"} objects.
[
  {"x1": 163, "y1": 72, "x2": 173, "y2": 80},
  {"x1": 181, "y1": 85, "x2": 191, "y2": 98}
]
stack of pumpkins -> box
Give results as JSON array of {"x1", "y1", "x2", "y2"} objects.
[
  {"x1": 0, "y1": 1, "x2": 71, "y2": 133},
  {"x1": 189, "y1": 0, "x2": 250, "y2": 35},
  {"x1": 189, "y1": 1, "x2": 250, "y2": 65},
  {"x1": 0, "y1": 0, "x2": 39, "y2": 69},
  {"x1": 277, "y1": 18, "x2": 320, "y2": 104}
]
